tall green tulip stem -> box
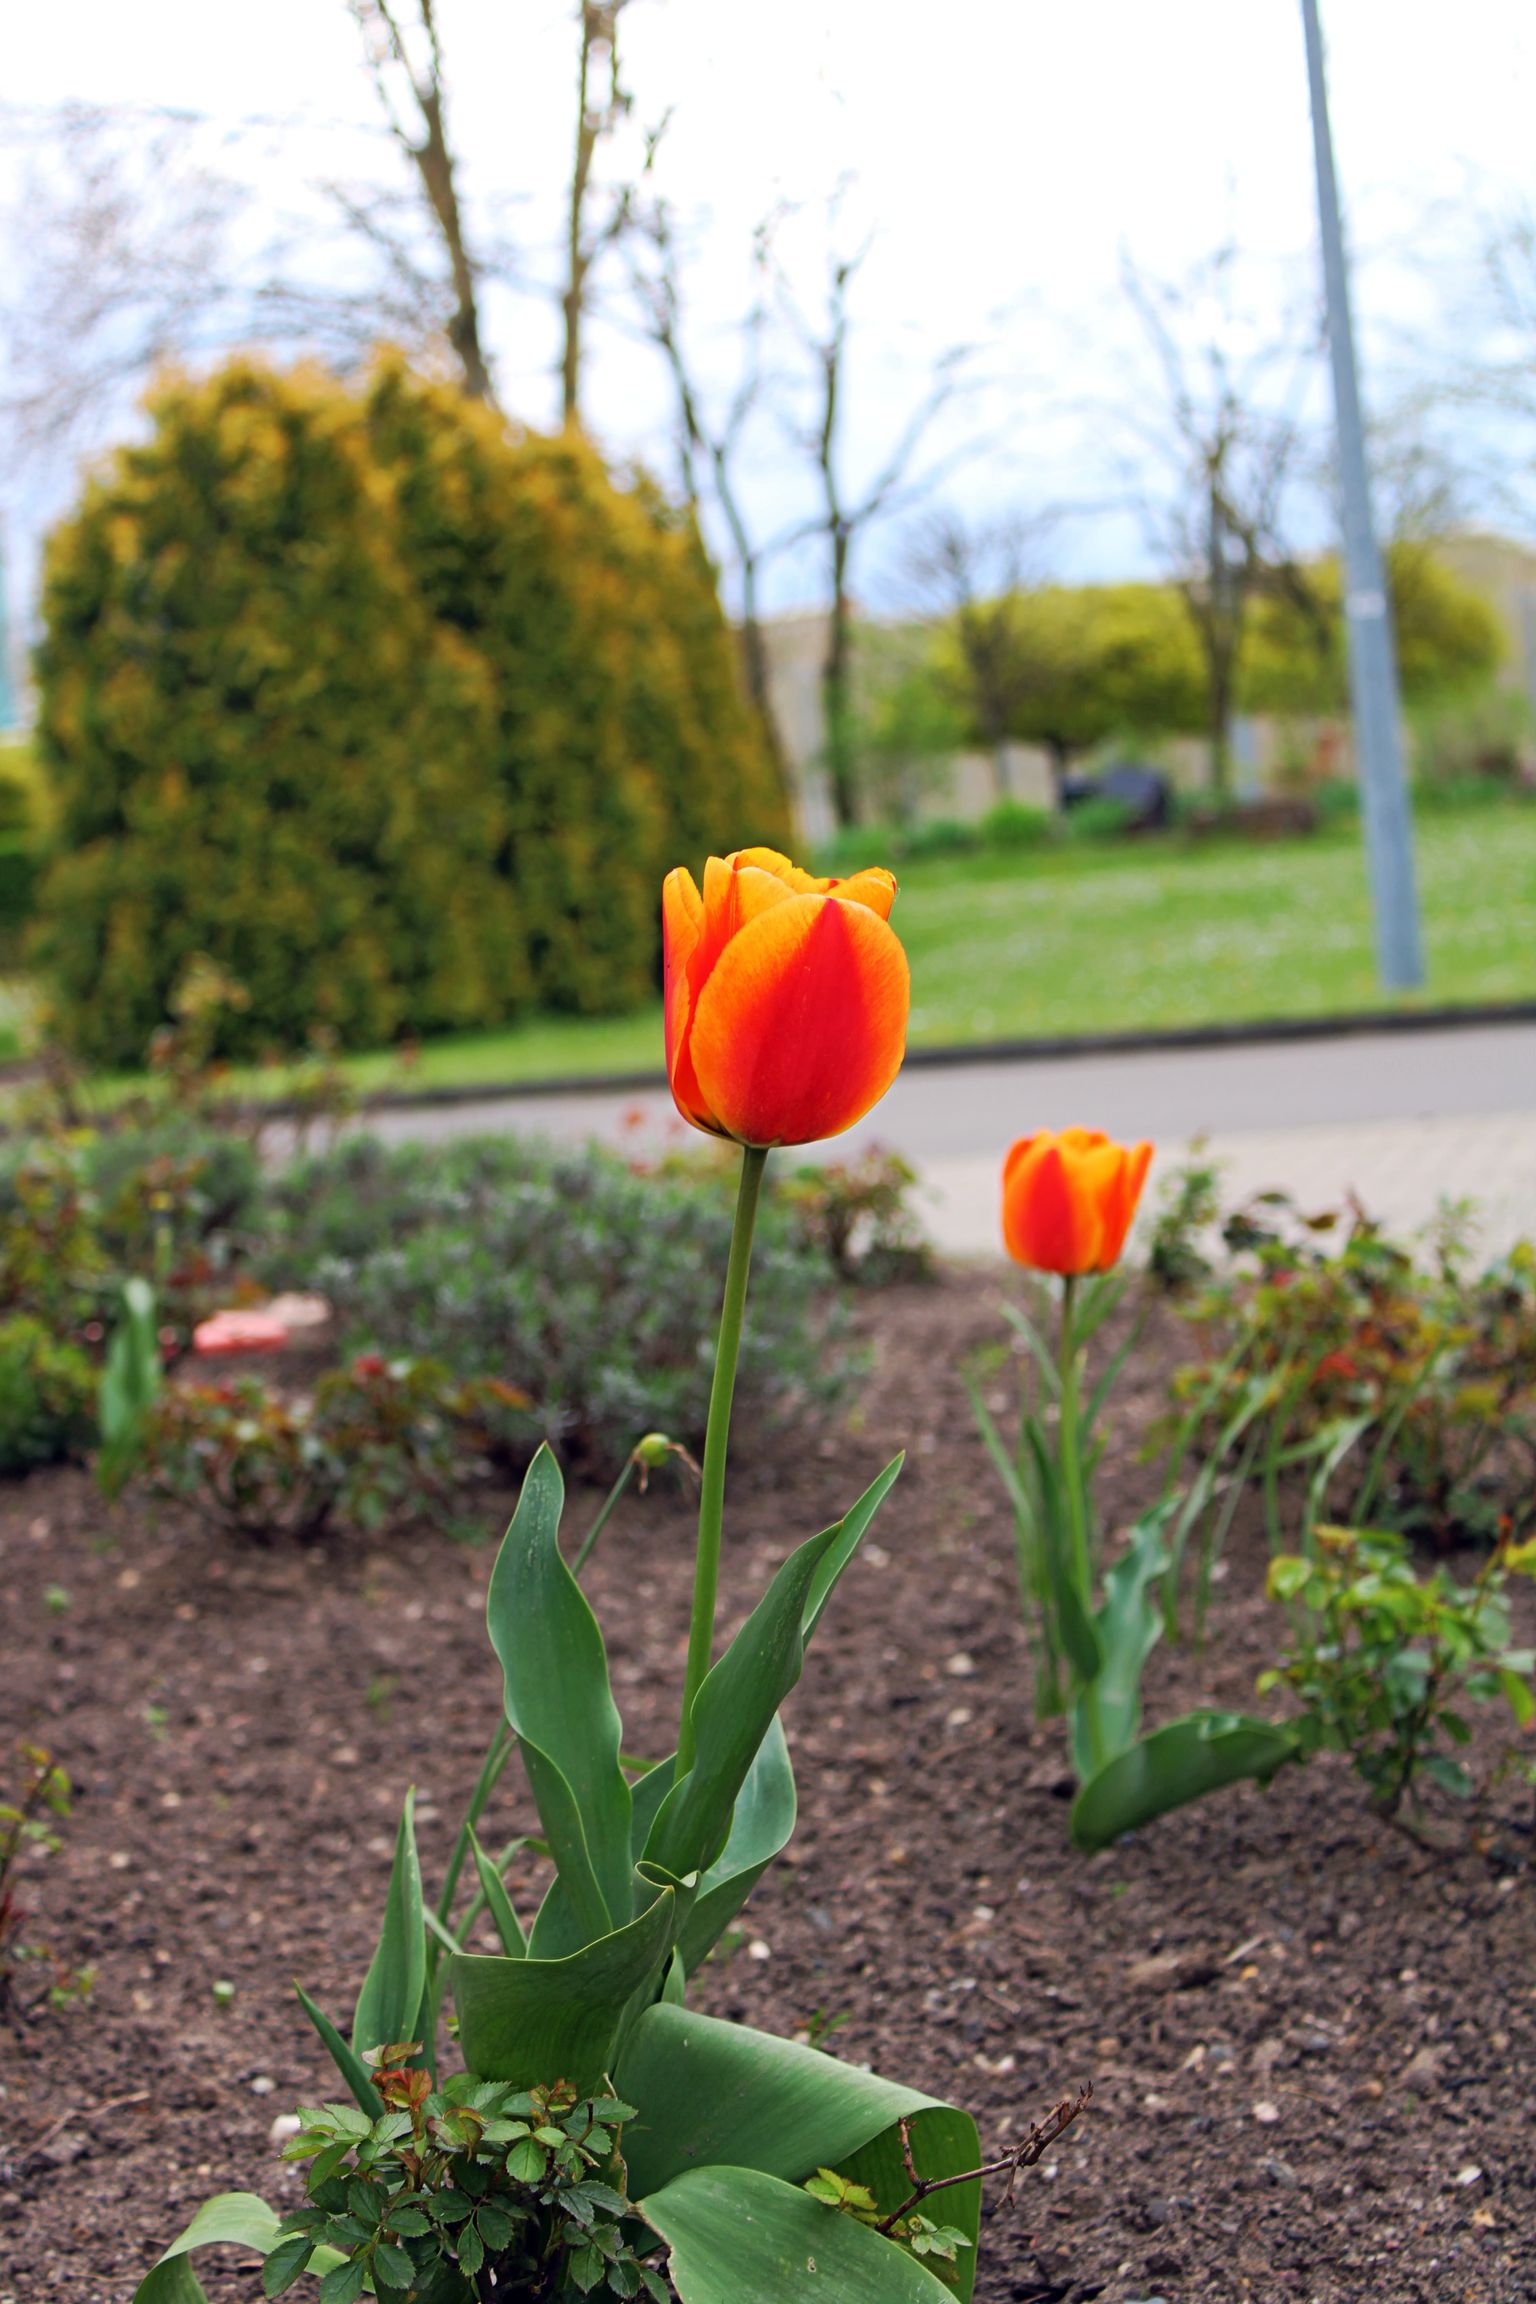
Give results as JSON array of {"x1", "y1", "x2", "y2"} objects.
[
  {"x1": 677, "y1": 1141, "x2": 769, "y2": 1775},
  {"x1": 1058, "y1": 1274, "x2": 1105, "y2": 1770}
]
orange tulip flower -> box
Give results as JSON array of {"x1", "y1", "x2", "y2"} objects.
[
  {"x1": 1002, "y1": 1128, "x2": 1154, "y2": 1276},
  {"x1": 662, "y1": 846, "x2": 910, "y2": 1148}
]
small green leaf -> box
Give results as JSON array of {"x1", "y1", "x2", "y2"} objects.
[
  {"x1": 371, "y1": 2242, "x2": 416, "y2": 2289},
  {"x1": 386, "y1": 2206, "x2": 432, "y2": 2237},
  {"x1": 260, "y1": 2234, "x2": 314, "y2": 2298},
  {"x1": 474, "y1": 2203, "x2": 515, "y2": 2249},
  {"x1": 306, "y1": 2141, "x2": 354, "y2": 2191},
  {"x1": 428, "y1": 2190, "x2": 474, "y2": 2225},
  {"x1": 318, "y1": 2261, "x2": 366, "y2": 2304}
]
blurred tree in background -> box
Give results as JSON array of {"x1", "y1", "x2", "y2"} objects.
[
  {"x1": 1240, "y1": 539, "x2": 1504, "y2": 718},
  {"x1": 932, "y1": 580, "x2": 1206, "y2": 789},
  {"x1": 31, "y1": 356, "x2": 784, "y2": 1065}
]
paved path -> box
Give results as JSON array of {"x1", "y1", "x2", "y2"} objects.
[{"x1": 346, "y1": 1020, "x2": 1536, "y2": 1262}]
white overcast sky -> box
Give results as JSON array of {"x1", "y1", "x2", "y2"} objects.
[{"x1": 4, "y1": 0, "x2": 1535, "y2": 609}]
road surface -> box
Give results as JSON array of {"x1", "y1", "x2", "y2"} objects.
[{"x1": 334, "y1": 1020, "x2": 1536, "y2": 1259}]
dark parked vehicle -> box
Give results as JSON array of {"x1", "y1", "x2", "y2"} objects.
[{"x1": 1059, "y1": 760, "x2": 1172, "y2": 830}]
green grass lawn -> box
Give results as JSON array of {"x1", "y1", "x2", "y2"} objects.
[
  {"x1": 26, "y1": 801, "x2": 1536, "y2": 1101},
  {"x1": 896, "y1": 802, "x2": 1536, "y2": 1043},
  {"x1": 380, "y1": 803, "x2": 1536, "y2": 1089}
]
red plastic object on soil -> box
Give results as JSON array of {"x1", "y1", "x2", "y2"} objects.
[{"x1": 191, "y1": 1309, "x2": 291, "y2": 1356}]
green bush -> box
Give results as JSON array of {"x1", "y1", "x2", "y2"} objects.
[
  {"x1": 139, "y1": 1355, "x2": 531, "y2": 1539},
  {"x1": 1063, "y1": 794, "x2": 1136, "y2": 843},
  {"x1": 1262, "y1": 1525, "x2": 1536, "y2": 1825},
  {"x1": 0, "y1": 1316, "x2": 96, "y2": 1473},
  {"x1": 0, "y1": 839, "x2": 37, "y2": 966},
  {"x1": 0, "y1": 1121, "x2": 260, "y2": 1337},
  {"x1": 1410, "y1": 685, "x2": 1533, "y2": 790},
  {"x1": 1311, "y1": 779, "x2": 1360, "y2": 825},
  {"x1": 977, "y1": 797, "x2": 1053, "y2": 849},
  {"x1": 1161, "y1": 1201, "x2": 1536, "y2": 1554},
  {"x1": 32, "y1": 357, "x2": 787, "y2": 1066},
  {"x1": 260, "y1": 1134, "x2": 847, "y2": 1474}
]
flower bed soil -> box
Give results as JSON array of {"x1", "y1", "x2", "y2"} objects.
[{"x1": 2, "y1": 1269, "x2": 1534, "y2": 2304}]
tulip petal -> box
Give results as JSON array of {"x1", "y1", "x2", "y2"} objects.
[
  {"x1": 828, "y1": 867, "x2": 898, "y2": 921},
  {"x1": 1003, "y1": 1140, "x2": 1087, "y2": 1273},
  {"x1": 1003, "y1": 1134, "x2": 1040, "y2": 1195},
  {"x1": 663, "y1": 869, "x2": 717, "y2": 1134},
  {"x1": 1099, "y1": 1139, "x2": 1154, "y2": 1266},
  {"x1": 687, "y1": 894, "x2": 910, "y2": 1147},
  {"x1": 725, "y1": 847, "x2": 896, "y2": 917}
]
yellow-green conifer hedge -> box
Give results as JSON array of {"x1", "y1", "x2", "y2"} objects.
[{"x1": 32, "y1": 357, "x2": 787, "y2": 1065}]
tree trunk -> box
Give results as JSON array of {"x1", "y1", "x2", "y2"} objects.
[
  {"x1": 561, "y1": 8, "x2": 601, "y2": 427},
  {"x1": 413, "y1": 89, "x2": 495, "y2": 404},
  {"x1": 738, "y1": 607, "x2": 795, "y2": 819},
  {"x1": 821, "y1": 533, "x2": 859, "y2": 827},
  {"x1": 1207, "y1": 650, "x2": 1235, "y2": 800}
]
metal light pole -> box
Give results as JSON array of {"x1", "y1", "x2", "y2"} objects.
[
  {"x1": 0, "y1": 521, "x2": 16, "y2": 734},
  {"x1": 1300, "y1": 0, "x2": 1424, "y2": 990}
]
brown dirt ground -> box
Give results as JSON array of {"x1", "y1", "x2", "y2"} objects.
[{"x1": 2, "y1": 1269, "x2": 1534, "y2": 2304}]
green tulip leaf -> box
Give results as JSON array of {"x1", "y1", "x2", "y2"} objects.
[
  {"x1": 352, "y1": 1787, "x2": 426, "y2": 2064},
  {"x1": 616, "y1": 1999, "x2": 981, "y2": 2298},
  {"x1": 450, "y1": 1880, "x2": 678, "y2": 2088},
  {"x1": 294, "y1": 1983, "x2": 379, "y2": 2118},
  {"x1": 800, "y1": 1456, "x2": 904, "y2": 1639},
  {"x1": 676, "y1": 1711, "x2": 796, "y2": 1975},
  {"x1": 487, "y1": 1446, "x2": 632, "y2": 1945},
  {"x1": 468, "y1": 1824, "x2": 528, "y2": 1957},
  {"x1": 645, "y1": 1462, "x2": 900, "y2": 1889},
  {"x1": 1023, "y1": 1423, "x2": 1103, "y2": 1685},
  {"x1": 629, "y1": 1752, "x2": 678, "y2": 1857},
  {"x1": 1070, "y1": 1503, "x2": 1173, "y2": 1778},
  {"x1": 1070, "y1": 1709, "x2": 1302, "y2": 1851},
  {"x1": 131, "y1": 2193, "x2": 342, "y2": 2304},
  {"x1": 640, "y1": 2164, "x2": 961, "y2": 2304}
]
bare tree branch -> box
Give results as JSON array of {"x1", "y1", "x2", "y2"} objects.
[
  {"x1": 346, "y1": 0, "x2": 496, "y2": 402},
  {"x1": 771, "y1": 198, "x2": 983, "y2": 826},
  {"x1": 561, "y1": 0, "x2": 648, "y2": 426},
  {"x1": 904, "y1": 504, "x2": 1055, "y2": 799},
  {"x1": 0, "y1": 106, "x2": 241, "y2": 467},
  {"x1": 1117, "y1": 238, "x2": 1323, "y2": 796},
  {"x1": 627, "y1": 195, "x2": 793, "y2": 800}
]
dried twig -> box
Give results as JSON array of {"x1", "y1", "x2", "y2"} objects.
[{"x1": 875, "y1": 2082, "x2": 1093, "y2": 2236}]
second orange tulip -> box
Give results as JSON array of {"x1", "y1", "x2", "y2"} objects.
[{"x1": 1001, "y1": 1127, "x2": 1154, "y2": 1276}]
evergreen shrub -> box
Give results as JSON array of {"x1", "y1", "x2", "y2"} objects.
[{"x1": 33, "y1": 358, "x2": 786, "y2": 1064}]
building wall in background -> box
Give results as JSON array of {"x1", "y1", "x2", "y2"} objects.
[{"x1": 761, "y1": 529, "x2": 1536, "y2": 837}]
